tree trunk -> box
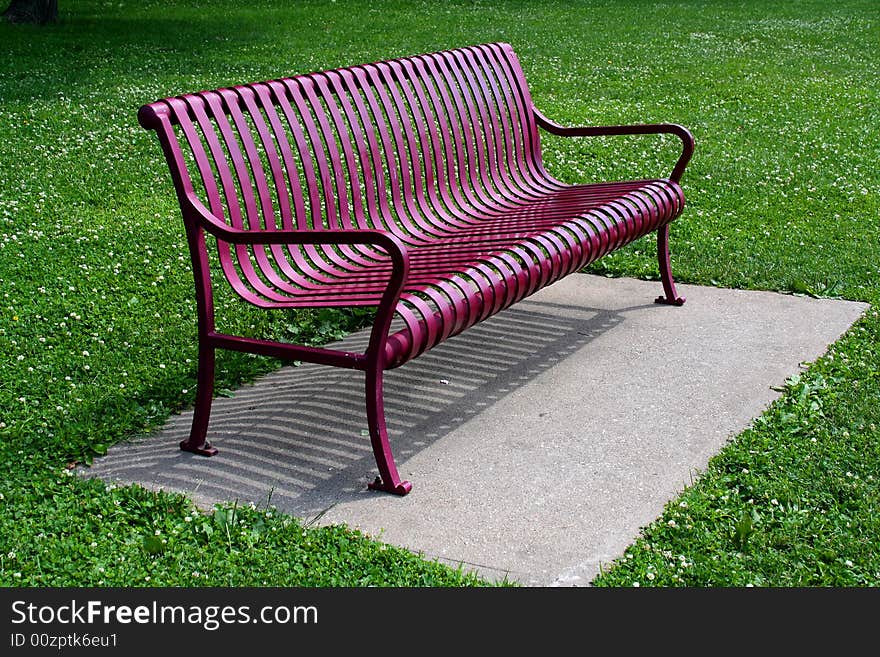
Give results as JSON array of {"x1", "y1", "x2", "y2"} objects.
[{"x1": 2, "y1": 0, "x2": 58, "y2": 24}]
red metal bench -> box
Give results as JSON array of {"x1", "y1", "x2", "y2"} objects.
[{"x1": 138, "y1": 42, "x2": 693, "y2": 496}]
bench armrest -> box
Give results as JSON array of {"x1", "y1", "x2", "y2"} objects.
[
  {"x1": 183, "y1": 192, "x2": 410, "y2": 338},
  {"x1": 184, "y1": 193, "x2": 409, "y2": 364},
  {"x1": 533, "y1": 106, "x2": 694, "y2": 182},
  {"x1": 184, "y1": 192, "x2": 409, "y2": 269}
]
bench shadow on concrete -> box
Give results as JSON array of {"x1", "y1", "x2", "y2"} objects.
[{"x1": 84, "y1": 299, "x2": 641, "y2": 521}]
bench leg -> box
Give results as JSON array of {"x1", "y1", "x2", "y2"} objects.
[
  {"x1": 180, "y1": 342, "x2": 219, "y2": 457},
  {"x1": 654, "y1": 225, "x2": 686, "y2": 306},
  {"x1": 365, "y1": 367, "x2": 412, "y2": 496}
]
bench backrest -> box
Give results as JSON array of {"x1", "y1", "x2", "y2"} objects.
[{"x1": 139, "y1": 42, "x2": 549, "y2": 235}]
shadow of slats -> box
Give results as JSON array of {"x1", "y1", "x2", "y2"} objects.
[{"x1": 83, "y1": 299, "x2": 623, "y2": 518}]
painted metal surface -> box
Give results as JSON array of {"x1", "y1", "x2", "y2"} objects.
[{"x1": 138, "y1": 42, "x2": 693, "y2": 495}]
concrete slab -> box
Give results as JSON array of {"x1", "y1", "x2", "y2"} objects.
[{"x1": 82, "y1": 275, "x2": 868, "y2": 586}]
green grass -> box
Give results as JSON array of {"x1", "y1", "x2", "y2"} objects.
[{"x1": 0, "y1": 0, "x2": 877, "y2": 587}]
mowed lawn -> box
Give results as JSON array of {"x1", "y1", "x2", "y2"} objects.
[{"x1": 0, "y1": 0, "x2": 877, "y2": 586}]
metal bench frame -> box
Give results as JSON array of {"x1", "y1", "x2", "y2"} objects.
[{"x1": 138, "y1": 42, "x2": 693, "y2": 495}]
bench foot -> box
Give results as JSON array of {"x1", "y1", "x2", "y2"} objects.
[
  {"x1": 656, "y1": 225, "x2": 685, "y2": 307},
  {"x1": 368, "y1": 477, "x2": 413, "y2": 496},
  {"x1": 180, "y1": 439, "x2": 219, "y2": 457},
  {"x1": 655, "y1": 294, "x2": 686, "y2": 306},
  {"x1": 365, "y1": 366, "x2": 411, "y2": 496},
  {"x1": 181, "y1": 342, "x2": 218, "y2": 456}
]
